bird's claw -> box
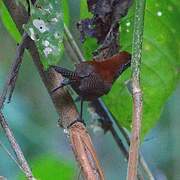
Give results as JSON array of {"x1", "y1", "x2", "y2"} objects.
[
  {"x1": 67, "y1": 117, "x2": 86, "y2": 129},
  {"x1": 51, "y1": 79, "x2": 71, "y2": 94}
]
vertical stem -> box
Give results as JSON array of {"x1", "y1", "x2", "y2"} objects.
[{"x1": 127, "y1": 0, "x2": 146, "y2": 179}]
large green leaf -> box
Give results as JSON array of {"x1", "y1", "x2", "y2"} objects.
[
  {"x1": 23, "y1": 0, "x2": 64, "y2": 69},
  {"x1": 80, "y1": 0, "x2": 180, "y2": 138}
]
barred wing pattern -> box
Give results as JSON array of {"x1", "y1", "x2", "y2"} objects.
[
  {"x1": 52, "y1": 66, "x2": 78, "y2": 80},
  {"x1": 76, "y1": 73, "x2": 111, "y2": 100}
]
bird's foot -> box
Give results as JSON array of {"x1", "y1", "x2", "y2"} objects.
[
  {"x1": 67, "y1": 117, "x2": 86, "y2": 129},
  {"x1": 51, "y1": 79, "x2": 72, "y2": 94}
]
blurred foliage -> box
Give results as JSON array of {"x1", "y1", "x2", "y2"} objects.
[
  {"x1": 80, "y1": 0, "x2": 180, "y2": 138},
  {"x1": 19, "y1": 154, "x2": 76, "y2": 180},
  {"x1": 0, "y1": 1, "x2": 21, "y2": 42},
  {"x1": 80, "y1": 0, "x2": 97, "y2": 60}
]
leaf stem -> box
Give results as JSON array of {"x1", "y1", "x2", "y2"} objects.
[
  {"x1": 0, "y1": 33, "x2": 28, "y2": 109},
  {"x1": 127, "y1": 0, "x2": 146, "y2": 179}
]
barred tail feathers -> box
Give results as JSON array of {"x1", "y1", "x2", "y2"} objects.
[{"x1": 52, "y1": 66, "x2": 78, "y2": 80}]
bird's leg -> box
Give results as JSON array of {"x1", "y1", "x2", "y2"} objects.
[
  {"x1": 80, "y1": 99, "x2": 83, "y2": 120},
  {"x1": 66, "y1": 100, "x2": 86, "y2": 129},
  {"x1": 74, "y1": 96, "x2": 81, "y2": 102},
  {"x1": 79, "y1": 99, "x2": 86, "y2": 125},
  {"x1": 51, "y1": 79, "x2": 72, "y2": 93}
]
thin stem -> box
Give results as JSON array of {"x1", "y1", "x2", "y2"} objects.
[
  {"x1": 64, "y1": 24, "x2": 84, "y2": 62},
  {"x1": 0, "y1": 112, "x2": 35, "y2": 180},
  {"x1": 0, "y1": 28, "x2": 34, "y2": 179},
  {"x1": 0, "y1": 140, "x2": 23, "y2": 171},
  {"x1": 0, "y1": 33, "x2": 28, "y2": 109},
  {"x1": 139, "y1": 154, "x2": 155, "y2": 180},
  {"x1": 127, "y1": 0, "x2": 146, "y2": 179}
]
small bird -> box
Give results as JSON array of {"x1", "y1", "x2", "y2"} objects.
[{"x1": 52, "y1": 51, "x2": 131, "y2": 124}]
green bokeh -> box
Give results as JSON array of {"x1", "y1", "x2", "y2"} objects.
[{"x1": 19, "y1": 155, "x2": 76, "y2": 180}]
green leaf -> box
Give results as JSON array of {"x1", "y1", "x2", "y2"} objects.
[
  {"x1": 19, "y1": 155, "x2": 76, "y2": 180},
  {"x1": 0, "y1": 1, "x2": 21, "y2": 42},
  {"x1": 104, "y1": 0, "x2": 180, "y2": 138},
  {"x1": 80, "y1": 0, "x2": 180, "y2": 138},
  {"x1": 23, "y1": 0, "x2": 64, "y2": 69},
  {"x1": 62, "y1": 0, "x2": 70, "y2": 26},
  {"x1": 0, "y1": 1, "x2": 70, "y2": 45}
]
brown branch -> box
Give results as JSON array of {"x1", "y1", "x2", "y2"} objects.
[
  {"x1": 3, "y1": 1, "x2": 104, "y2": 179},
  {"x1": 127, "y1": 86, "x2": 142, "y2": 180},
  {"x1": 7, "y1": 33, "x2": 29, "y2": 103},
  {"x1": 37, "y1": 53, "x2": 104, "y2": 178},
  {"x1": 0, "y1": 18, "x2": 34, "y2": 179},
  {"x1": 0, "y1": 112, "x2": 34, "y2": 179},
  {"x1": 70, "y1": 122, "x2": 104, "y2": 179},
  {"x1": 127, "y1": 0, "x2": 145, "y2": 179},
  {"x1": 0, "y1": 33, "x2": 28, "y2": 109}
]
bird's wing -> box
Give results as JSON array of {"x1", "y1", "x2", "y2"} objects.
[
  {"x1": 75, "y1": 63, "x2": 95, "y2": 78},
  {"x1": 79, "y1": 73, "x2": 111, "y2": 95}
]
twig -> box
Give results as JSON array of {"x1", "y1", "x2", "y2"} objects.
[
  {"x1": 3, "y1": 1, "x2": 104, "y2": 179},
  {"x1": 0, "y1": 112, "x2": 35, "y2": 180},
  {"x1": 110, "y1": 126, "x2": 128, "y2": 158},
  {"x1": 0, "y1": 33, "x2": 28, "y2": 109},
  {"x1": 0, "y1": 7, "x2": 34, "y2": 178},
  {"x1": 0, "y1": 140, "x2": 23, "y2": 171},
  {"x1": 139, "y1": 155, "x2": 154, "y2": 180},
  {"x1": 127, "y1": 0, "x2": 145, "y2": 179},
  {"x1": 64, "y1": 24, "x2": 84, "y2": 62}
]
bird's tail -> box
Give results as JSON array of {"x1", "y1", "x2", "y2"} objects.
[{"x1": 52, "y1": 66, "x2": 78, "y2": 80}]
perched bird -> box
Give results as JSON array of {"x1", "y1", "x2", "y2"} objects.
[{"x1": 52, "y1": 51, "x2": 131, "y2": 122}]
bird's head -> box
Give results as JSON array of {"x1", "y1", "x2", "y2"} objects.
[{"x1": 113, "y1": 51, "x2": 131, "y2": 80}]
